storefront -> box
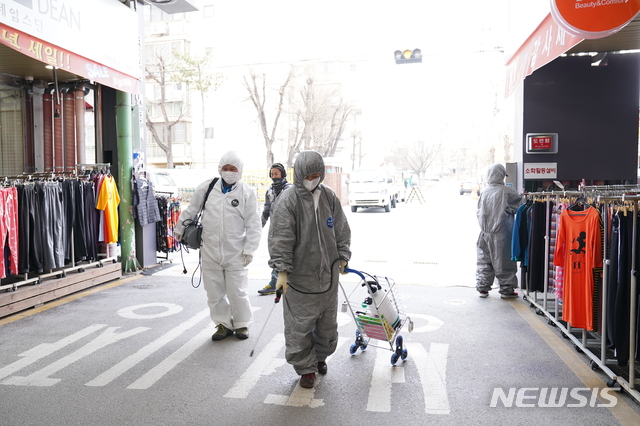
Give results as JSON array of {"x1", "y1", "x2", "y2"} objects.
[
  {"x1": 0, "y1": 0, "x2": 147, "y2": 316},
  {"x1": 506, "y1": 1, "x2": 640, "y2": 403}
]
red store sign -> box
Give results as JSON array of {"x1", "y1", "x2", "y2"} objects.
[{"x1": 0, "y1": 22, "x2": 140, "y2": 94}]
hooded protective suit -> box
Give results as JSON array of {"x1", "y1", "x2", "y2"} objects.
[
  {"x1": 176, "y1": 151, "x2": 262, "y2": 329},
  {"x1": 476, "y1": 164, "x2": 522, "y2": 294},
  {"x1": 268, "y1": 150, "x2": 351, "y2": 375}
]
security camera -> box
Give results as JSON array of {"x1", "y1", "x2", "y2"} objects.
[{"x1": 25, "y1": 76, "x2": 34, "y2": 82}]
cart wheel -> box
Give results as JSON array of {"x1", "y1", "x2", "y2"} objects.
[
  {"x1": 590, "y1": 360, "x2": 598, "y2": 371},
  {"x1": 535, "y1": 308, "x2": 543, "y2": 316},
  {"x1": 391, "y1": 352, "x2": 399, "y2": 365},
  {"x1": 395, "y1": 335, "x2": 403, "y2": 350},
  {"x1": 349, "y1": 343, "x2": 358, "y2": 355},
  {"x1": 606, "y1": 379, "x2": 617, "y2": 388},
  {"x1": 401, "y1": 349, "x2": 408, "y2": 360},
  {"x1": 523, "y1": 295, "x2": 528, "y2": 302},
  {"x1": 360, "y1": 342, "x2": 368, "y2": 351}
]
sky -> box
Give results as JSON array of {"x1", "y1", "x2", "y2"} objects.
[{"x1": 184, "y1": 0, "x2": 545, "y2": 171}]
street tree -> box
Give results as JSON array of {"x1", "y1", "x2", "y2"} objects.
[
  {"x1": 243, "y1": 67, "x2": 294, "y2": 169},
  {"x1": 173, "y1": 52, "x2": 224, "y2": 168},
  {"x1": 286, "y1": 76, "x2": 353, "y2": 166},
  {"x1": 385, "y1": 140, "x2": 441, "y2": 182},
  {"x1": 145, "y1": 44, "x2": 190, "y2": 169}
]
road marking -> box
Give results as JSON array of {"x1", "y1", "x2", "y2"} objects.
[
  {"x1": 406, "y1": 314, "x2": 444, "y2": 333},
  {"x1": 117, "y1": 303, "x2": 183, "y2": 319},
  {"x1": 0, "y1": 324, "x2": 107, "y2": 381},
  {"x1": 224, "y1": 332, "x2": 287, "y2": 399},
  {"x1": 128, "y1": 323, "x2": 215, "y2": 389},
  {"x1": 366, "y1": 348, "x2": 406, "y2": 412},
  {"x1": 3, "y1": 326, "x2": 149, "y2": 386},
  {"x1": 263, "y1": 337, "x2": 348, "y2": 407},
  {"x1": 413, "y1": 342, "x2": 450, "y2": 414},
  {"x1": 86, "y1": 308, "x2": 209, "y2": 387}
]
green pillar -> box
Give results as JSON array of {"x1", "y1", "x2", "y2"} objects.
[{"x1": 116, "y1": 90, "x2": 141, "y2": 273}]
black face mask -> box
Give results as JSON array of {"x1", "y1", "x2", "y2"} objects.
[{"x1": 272, "y1": 178, "x2": 287, "y2": 195}]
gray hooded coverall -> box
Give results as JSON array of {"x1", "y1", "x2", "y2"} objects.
[
  {"x1": 268, "y1": 150, "x2": 352, "y2": 375},
  {"x1": 476, "y1": 164, "x2": 522, "y2": 294}
]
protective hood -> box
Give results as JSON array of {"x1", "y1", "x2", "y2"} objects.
[
  {"x1": 218, "y1": 151, "x2": 244, "y2": 179},
  {"x1": 486, "y1": 164, "x2": 506, "y2": 186},
  {"x1": 294, "y1": 150, "x2": 325, "y2": 190}
]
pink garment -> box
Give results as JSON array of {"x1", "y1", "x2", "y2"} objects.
[{"x1": 0, "y1": 187, "x2": 19, "y2": 278}]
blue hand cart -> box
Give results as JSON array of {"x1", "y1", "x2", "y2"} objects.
[{"x1": 340, "y1": 267, "x2": 414, "y2": 365}]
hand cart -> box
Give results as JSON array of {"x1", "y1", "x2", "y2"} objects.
[{"x1": 340, "y1": 267, "x2": 413, "y2": 365}]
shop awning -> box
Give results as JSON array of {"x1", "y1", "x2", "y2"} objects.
[
  {"x1": 504, "y1": 14, "x2": 583, "y2": 98},
  {"x1": 505, "y1": 11, "x2": 640, "y2": 98},
  {"x1": 0, "y1": 22, "x2": 140, "y2": 94}
]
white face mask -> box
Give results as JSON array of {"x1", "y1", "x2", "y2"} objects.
[
  {"x1": 303, "y1": 178, "x2": 320, "y2": 192},
  {"x1": 221, "y1": 171, "x2": 240, "y2": 184}
]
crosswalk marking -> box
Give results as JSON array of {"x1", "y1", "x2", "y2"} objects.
[
  {"x1": 224, "y1": 332, "x2": 287, "y2": 399},
  {"x1": 3, "y1": 326, "x2": 149, "y2": 386},
  {"x1": 128, "y1": 323, "x2": 215, "y2": 389},
  {"x1": 413, "y1": 342, "x2": 450, "y2": 414},
  {"x1": 366, "y1": 348, "x2": 406, "y2": 412},
  {"x1": 0, "y1": 324, "x2": 107, "y2": 381},
  {"x1": 86, "y1": 309, "x2": 209, "y2": 387}
]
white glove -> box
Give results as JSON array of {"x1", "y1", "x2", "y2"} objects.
[
  {"x1": 242, "y1": 254, "x2": 253, "y2": 267},
  {"x1": 276, "y1": 271, "x2": 288, "y2": 295},
  {"x1": 339, "y1": 259, "x2": 348, "y2": 275}
]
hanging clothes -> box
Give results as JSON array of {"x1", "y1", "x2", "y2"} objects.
[
  {"x1": 96, "y1": 174, "x2": 120, "y2": 244},
  {"x1": 553, "y1": 206, "x2": 603, "y2": 331},
  {"x1": 0, "y1": 186, "x2": 19, "y2": 278}
]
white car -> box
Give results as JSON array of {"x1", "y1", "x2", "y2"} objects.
[{"x1": 150, "y1": 171, "x2": 180, "y2": 198}]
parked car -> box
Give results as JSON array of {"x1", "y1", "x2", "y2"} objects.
[
  {"x1": 460, "y1": 179, "x2": 481, "y2": 196},
  {"x1": 150, "y1": 171, "x2": 180, "y2": 198}
]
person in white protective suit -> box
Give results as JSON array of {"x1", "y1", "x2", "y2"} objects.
[
  {"x1": 476, "y1": 163, "x2": 522, "y2": 299},
  {"x1": 268, "y1": 150, "x2": 351, "y2": 389},
  {"x1": 175, "y1": 151, "x2": 262, "y2": 340}
]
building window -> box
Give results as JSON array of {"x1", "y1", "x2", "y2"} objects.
[
  {"x1": 205, "y1": 127, "x2": 214, "y2": 139},
  {"x1": 204, "y1": 5, "x2": 214, "y2": 18}
]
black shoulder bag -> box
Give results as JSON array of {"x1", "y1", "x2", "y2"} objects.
[{"x1": 180, "y1": 177, "x2": 218, "y2": 250}]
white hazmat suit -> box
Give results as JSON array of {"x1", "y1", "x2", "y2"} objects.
[
  {"x1": 176, "y1": 151, "x2": 262, "y2": 331},
  {"x1": 476, "y1": 164, "x2": 522, "y2": 295},
  {"x1": 268, "y1": 151, "x2": 351, "y2": 375}
]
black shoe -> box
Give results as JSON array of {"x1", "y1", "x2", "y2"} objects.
[
  {"x1": 235, "y1": 327, "x2": 249, "y2": 340},
  {"x1": 211, "y1": 324, "x2": 233, "y2": 341},
  {"x1": 317, "y1": 361, "x2": 327, "y2": 375},
  {"x1": 300, "y1": 373, "x2": 315, "y2": 388}
]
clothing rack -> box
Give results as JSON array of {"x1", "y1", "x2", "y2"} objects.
[
  {"x1": 0, "y1": 164, "x2": 118, "y2": 293},
  {"x1": 521, "y1": 188, "x2": 640, "y2": 403}
]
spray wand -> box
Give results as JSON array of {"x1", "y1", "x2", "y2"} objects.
[{"x1": 249, "y1": 288, "x2": 282, "y2": 357}]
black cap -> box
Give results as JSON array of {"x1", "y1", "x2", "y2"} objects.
[{"x1": 270, "y1": 163, "x2": 286, "y2": 178}]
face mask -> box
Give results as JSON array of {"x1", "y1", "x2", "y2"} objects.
[
  {"x1": 303, "y1": 178, "x2": 320, "y2": 192},
  {"x1": 272, "y1": 177, "x2": 284, "y2": 185},
  {"x1": 221, "y1": 171, "x2": 240, "y2": 184}
]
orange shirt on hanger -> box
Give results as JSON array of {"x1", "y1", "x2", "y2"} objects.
[
  {"x1": 553, "y1": 206, "x2": 603, "y2": 330},
  {"x1": 96, "y1": 175, "x2": 120, "y2": 244}
]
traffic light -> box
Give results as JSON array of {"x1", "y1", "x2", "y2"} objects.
[{"x1": 394, "y1": 49, "x2": 422, "y2": 64}]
